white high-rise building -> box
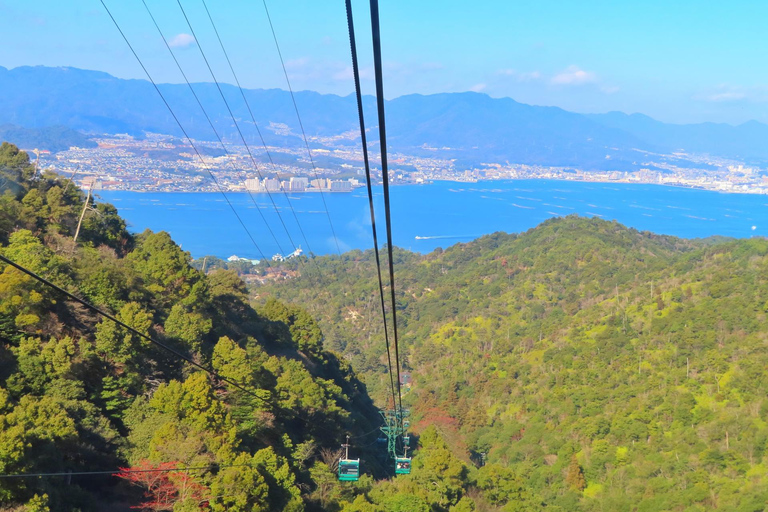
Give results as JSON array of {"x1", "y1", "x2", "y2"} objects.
[
  {"x1": 245, "y1": 178, "x2": 265, "y2": 192},
  {"x1": 264, "y1": 178, "x2": 281, "y2": 191},
  {"x1": 310, "y1": 178, "x2": 329, "y2": 190},
  {"x1": 290, "y1": 177, "x2": 308, "y2": 192}
]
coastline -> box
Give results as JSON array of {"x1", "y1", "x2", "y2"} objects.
[
  {"x1": 97, "y1": 179, "x2": 767, "y2": 260},
  {"x1": 90, "y1": 175, "x2": 768, "y2": 196}
]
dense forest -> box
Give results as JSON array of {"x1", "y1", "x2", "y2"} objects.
[
  {"x1": 4, "y1": 139, "x2": 768, "y2": 511},
  {"x1": 0, "y1": 142, "x2": 483, "y2": 512},
  {"x1": 261, "y1": 204, "x2": 768, "y2": 511}
]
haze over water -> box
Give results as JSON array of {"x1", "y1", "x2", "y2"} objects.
[{"x1": 98, "y1": 180, "x2": 768, "y2": 260}]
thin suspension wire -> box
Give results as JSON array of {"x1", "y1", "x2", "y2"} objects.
[
  {"x1": 140, "y1": 0, "x2": 285, "y2": 256},
  {"x1": 99, "y1": 0, "x2": 378, "y2": 442},
  {"x1": 344, "y1": 0, "x2": 398, "y2": 416},
  {"x1": 369, "y1": 0, "x2": 404, "y2": 418},
  {"x1": 174, "y1": 0, "x2": 306, "y2": 262},
  {"x1": 198, "y1": 0, "x2": 319, "y2": 264},
  {"x1": 0, "y1": 254, "x2": 270, "y2": 404},
  {"x1": 0, "y1": 463, "x2": 255, "y2": 479},
  {"x1": 259, "y1": 0, "x2": 343, "y2": 256},
  {"x1": 98, "y1": 0, "x2": 269, "y2": 265}
]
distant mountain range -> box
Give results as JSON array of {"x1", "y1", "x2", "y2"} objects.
[
  {"x1": 0, "y1": 124, "x2": 96, "y2": 153},
  {"x1": 2, "y1": 65, "x2": 768, "y2": 169}
]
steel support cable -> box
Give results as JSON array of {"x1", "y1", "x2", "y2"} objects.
[
  {"x1": 174, "y1": 0, "x2": 306, "y2": 263},
  {"x1": 198, "y1": 0, "x2": 319, "y2": 266},
  {"x1": 0, "y1": 464, "x2": 256, "y2": 479},
  {"x1": 1, "y1": 253, "x2": 374, "y2": 445},
  {"x1": 369, "y1": 0, "x2": 404, "y2": 421},
  {"x1": 344, "y1": 0, "x2": 398, "y2": 417},
  {"x1": 99, "y1": 0, "x2": 380, "y2": 450},
  {"x1": 98, "y1": 0, "x2": 269, "y2": 265},
  {"x1": 140, "y1": 0, "x2": 285, "y2": 257},
  {"x1": 0, "y1": 253, "x2": 270, "y2": 405},
  {"x1": 259, "y1": 0, "x2": 343, "y2": 257}
]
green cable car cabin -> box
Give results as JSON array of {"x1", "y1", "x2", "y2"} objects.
[
  {"x1": 395, "y1": 457, "x2": 411, "y2": 475},
  {"x1": 338, "y1": 459, "x2": 361, "y2": 481}
]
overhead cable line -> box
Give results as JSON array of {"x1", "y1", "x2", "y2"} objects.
[
  {"x1": 197, "y1": 0, "x2": 319, "y2": 265},
  {"x1": 259, "y1": 0, "x2": 343, "y2": 256},
  {"x1": 0, "y1": 464, "x2": 255, "y2": 479},
  {"x1": 140, "y1": 0, "x2": 285, "y2": 257},
  {"x1": 2, "y1": 249, "x2": 369, "y2": 442},
  {"x1": 369, "y1": 0, "x2": 404, "y2": 418},
  {"x1": 344, "y1": 0, "x2": 399, "y2": 415},
  {"x1": 98, "y1": 0, "x2": 269, "y2": 265},
  {"x1": 174, "y1": 0, "x2": 308, "y2": 264},
  {"x1": 0, "y1": 253, "x2": 270, "y2": 404}
]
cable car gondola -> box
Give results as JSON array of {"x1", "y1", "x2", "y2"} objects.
[
  {"x1": 338, "y1": 458, "x2": 361, "y2": 481},
  {"x1": 338, "y1": 435, "x2": 361, "y2": 481},
  {"x1": 395, "y1": 457, "x2": 411, "y2": 475}
]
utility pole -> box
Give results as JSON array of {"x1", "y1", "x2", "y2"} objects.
[
  {"x1": 201, "y1": 256, "x2": 208, "y2": 274},
  {"x1": 73, "y1": 181, "x2": 94, "y2": 246},
  {"x1": 33, "y1": 149, "x2": 40, "y2": 179},
  {"x1": 63, "y1": 165, "x2": 81, "y2": 195}
]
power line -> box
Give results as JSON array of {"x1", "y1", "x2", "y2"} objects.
[
  {"x1": 344, "y1": 0, "x2": 398, "y2": 416},
  {"x1": 0, "y1": 253, "x2": 270, "y2": 405},
  {"x1": 259, "y1": 0, "x2": 343, "y2": 256},
  {"x1": 173, "y1": 0, "x2": 307, "y2": 263},
  {"x1": 197, "y1": 0, "x2": 320, "y2": 266},
  {"x1": 140, "y1": 0, "x2": 286, "y2": 257},
  {"x1": 0, "y1": 463, "x2": 254, "y2": 479},
  {"x1": 369, "y1": 0, "x2": 404, "y2": 419},
  {"x1": 98, "y1": 0, "x2": 270, "y2": 265}
]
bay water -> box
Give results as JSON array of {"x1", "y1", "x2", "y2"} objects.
[{"x1": 97, "y1": 180, "x2": 768, "y2": 259}]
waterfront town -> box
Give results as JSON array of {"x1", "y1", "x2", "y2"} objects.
[{"x1": 33, "y1": 132, "x2": 768, "y2": 195}]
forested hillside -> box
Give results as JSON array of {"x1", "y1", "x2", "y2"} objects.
[
  {"x1": 0, "y1": 142, "x2": 435, "y2": 511},
  {"x1": 5, "y1": 137, "x2": 768, "y2": 511},
  {"x1": 1, "y1": 142, "x2": 538, "y2": 512},
  {"x1": 261, "y1": 212, "x2": 768, "y2": 510}
]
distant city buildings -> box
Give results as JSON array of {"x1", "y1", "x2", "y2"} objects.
[
  {"x1": 243, "y1": 175, "x2": 357, "y2": 193},
  {"x1": 330, "y1": 180, "x2": 352, "y2": 192},
  {"x1": 228, "y1": 255, "x2": 260, "y2": 265},
  {"x1": 244, "y1": 178, "x2": 263, "y2": 192},
  {"x1": 41, "y1": 133, "x2": 768, "y2": 196},
  {"x1": 272, "y1": 246, "x2": 303, "y2": 261},
  {"x1": 264, "y1": 178, "x2": 281, "y2": 192},
  {"x1": 290, "y1": 177, "x2": 308, "y2": 191}
]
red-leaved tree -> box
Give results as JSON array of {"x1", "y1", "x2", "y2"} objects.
[{"x1": 116, "y1": 460, "x2": 210, "y2": 511}]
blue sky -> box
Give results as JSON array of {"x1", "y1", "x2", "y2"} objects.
[{"x1": 1, "y1": 0, "x2": 768, "y2": 124}]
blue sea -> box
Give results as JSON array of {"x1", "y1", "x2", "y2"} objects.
[{"x1": 97, "y1": 180, "x2": 768, "y2": 260}]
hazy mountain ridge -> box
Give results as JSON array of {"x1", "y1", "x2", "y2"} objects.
[
  {"x1": 3, "y1": 65, "x2": 768, "y2": 167},
  {"x1": 0, "y1": 124, "x2": 96, "y2": 153}
]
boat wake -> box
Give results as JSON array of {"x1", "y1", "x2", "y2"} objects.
[{"x1": 415, "y1": 235, "x2": 477, "y2": 240}]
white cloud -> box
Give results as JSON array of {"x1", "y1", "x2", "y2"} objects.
[
  {"x1": 168, "y1": 33, "x2": 195, "y2": 49},
  {"x1": 332, "y1": 66, "x2": 373, "y2": 81},
  {"x1": 601, "y1": 85, "x2": 620, "y2": 94},
  {"x1": 551, "y1": 65, "x2": 596, "y2": 85},
  {"x1": 497, "y1": 69, "x2": 541, "y2": 82},
  {"x1": 469, "y1": 83, "x2": 487, "y2": 92},
  {"x1": 705, "y1": 91, "x2": 747, "y2": 102},
  {"x1": 285, "y1": 57, "x2": 309, "y2": 70},
  {"x1": 692, "y1": 85, "x2": 768, "y2": 103}
]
